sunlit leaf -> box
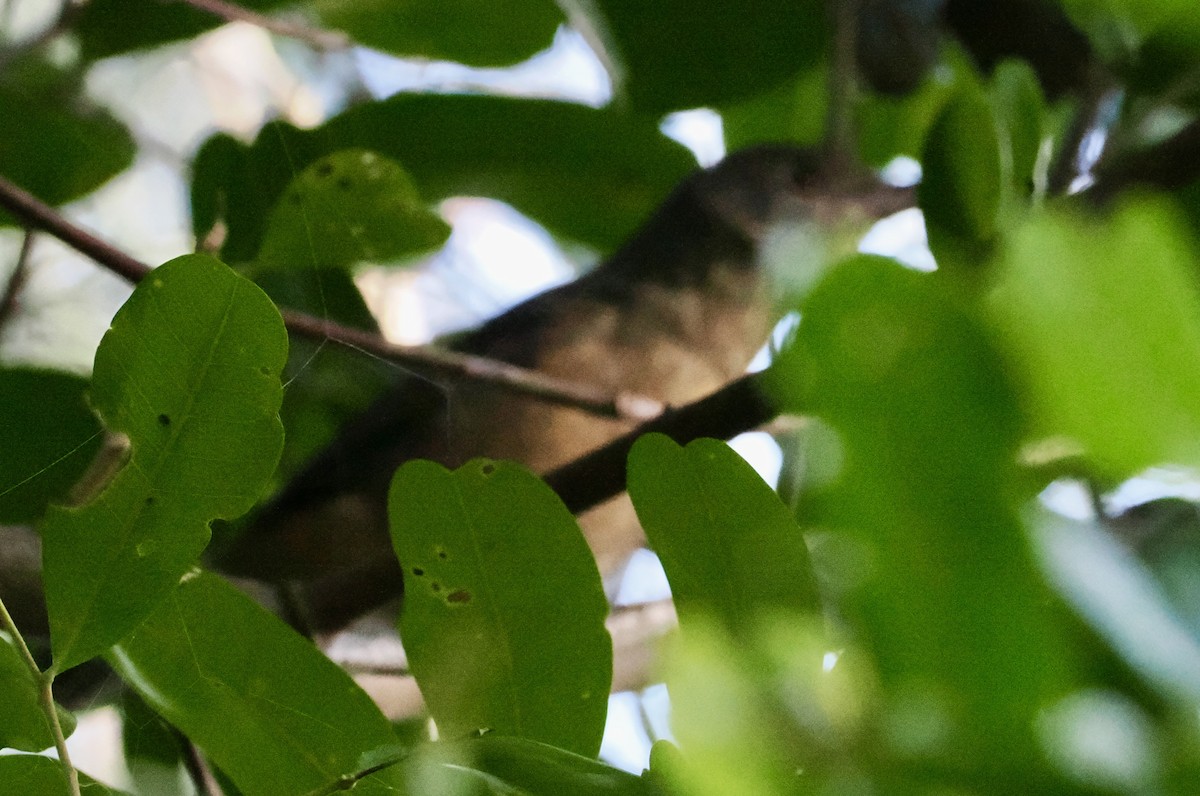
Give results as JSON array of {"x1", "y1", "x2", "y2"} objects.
[
  {"x1": 990, "y1": 198, "x2": 1200, "y2": 474},
  {"x1": 254, "y1": 149, "x2": 450, "y2": 272},
  {"x1": 42, "y1": 255, "x2": 287, "y2": 672},
  {"x1": 390, "y1": 459, "x2": 611, "y2": 757},
  {"x1": 109, "y1": 571, "x2": 406, "y2": 796},
  {"x1": 627, "y1": 434, "x2": 820, "y2": 633},
  {"x1": 767, "y1": 255, "x2": 1072, "y2": 777}
]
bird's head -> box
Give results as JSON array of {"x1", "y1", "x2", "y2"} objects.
[{"x1": 693, "y1": 144, "x2": 915, "y2": 240}]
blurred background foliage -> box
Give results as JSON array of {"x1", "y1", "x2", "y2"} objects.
[{"x1": 4, "y1": 0, "x2": 1200, "y2": 793}]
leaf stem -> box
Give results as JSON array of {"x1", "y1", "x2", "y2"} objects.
[{"x1": 0, "y1": 596, "x2": 80, "y2": 796}]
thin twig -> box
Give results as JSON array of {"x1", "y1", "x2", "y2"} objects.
[
  {"x1": 176, "y1": 0, "x2": 350, "y2": 51},
  {"x1": 0, "y1": 228, "x2": 33, "y2": 327},
  {"x1": 822, "y1": 0, "x2": 860, "y2": 177},
  {"x1": 0, "y1": 596, "x2": 81, "y2": 796},
  {"x1": 0, "y1": 173, "x2": 663, "y2": 421}
]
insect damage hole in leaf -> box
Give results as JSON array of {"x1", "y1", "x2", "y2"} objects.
[
  {"x1": 40, "y1": 254, "x2": 287, "y2": 672},
  {"x1": 389, "y1": 458, "x2": 611, "y2": 758}
]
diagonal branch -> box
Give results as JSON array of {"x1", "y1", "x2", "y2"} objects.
[
  {"x1": 176, "y1": 0, "x2": 350, "y2": 51},
  {"x1": 0, "y1": 173, "x2": 663, "y2": 422}
]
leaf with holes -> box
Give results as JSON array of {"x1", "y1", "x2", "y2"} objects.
[
  {"x1": 254, "y1": 149, "x2": 450, "y2": 271},
  {"x1": 390, "y1": 459, "x2": 611, "y2": 758},
  {"x1": 41, "y1": 255, "x2": 287, "y2": 672}
]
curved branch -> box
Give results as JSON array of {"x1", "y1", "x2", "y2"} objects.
[{"x1": 0, "y1": 174, "x2": 663, "y2": 422}]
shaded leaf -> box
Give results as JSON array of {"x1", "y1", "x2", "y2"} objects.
[
  {"x1": 390, "y1": 459, "x2": 611, "y2": 757},
  {"x1": 0, "y1": 368, "x2": 102, "y2": 523},
  {"x1": 109, "y1": 571, "x2": 405, "y2": 796},
  {"x1": 990, "y1": 198, "x2": 1200, "y2": 474},
  {"x1": 75, "y1": 0, "x2": 561, "y2": 66},
  {"x1": 191, "y1": 95, "x2": 696, "y2": 261},
  {"x1": 254, "y1": 268, "x2": 392, "y2": 488},
  {"x1": 73, "y1": 0, "x2": 286, "y2": 60},
  {"x1": 255, "y1": 149, "x2": 450, "y2": 272},
  {"x1": 590, "y1": 0, "x2": 825, "y2": 113},
  {"x1": 720, "y1": 67, "x2": 828, "y2": 153},
  {"x1": 0, "y1": 634, "x2": 75, "y2": 752},
  {"x1": 42, "y1": 255, "x2": 287, "y2": 671},
  {"x1": 313, "y1": 0, "x2": 564, "y2": 66},
  {"x1": 0, "y1": 754, "x2": 122, "y2": 795},
  {"x1": 990, "y1": 59, "x2": 1047, "y2": 193},
  {"x1": 918, "y1": 81, "x2": 1002, "y2": 268},
  {"x1": 854, "y1": 62, "x2": 959, "y2": 166},
  {"x1": 0, "y1": 79, "x2": 134, "y2": 224},
  {"x1": 627, "y1": 434, "x2": 820, "y2": 634}
]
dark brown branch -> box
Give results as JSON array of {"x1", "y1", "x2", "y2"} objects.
[
  {"x1": 175, "y1": 0, "x2": 350, "y2": 51},
  {"x1": 0, "y1": 174, "x2": 663, "y2": 421},
  {"x1": 0, "y1": 228, "x2": 33, "y2": 327},
  {"x1": 546, "y1": 373, "x2": 778, "y2": 513},
  {"x1": 291, "y1": 374, "x2": 780, "y2": 633}
]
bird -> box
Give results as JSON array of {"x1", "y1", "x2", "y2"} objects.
[{"x1": 217, "y1": 144, "x2": 914, "y2": 631}]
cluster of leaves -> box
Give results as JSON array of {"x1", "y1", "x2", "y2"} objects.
[{"x1": 5, "y1": 0, "x2": 1200, "y2": 794}]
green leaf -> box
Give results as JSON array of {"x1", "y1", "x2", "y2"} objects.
[
  {"x1": 254, "y1": 149, "x2": 450, "y2": 271},
  {"x1": 990, "y1": 198, "x2": 1200, "y2": 474},
  {"x1": 0, "y1": 634, "x2": 75, "y2": 752},
  {"x1": 253, "y1": 268, "x2": 392, "y2": 488},
  {"x1": 191, "y1": 95, "x2": 696, "y2": 261},
  {"x1": 120, "y1": 689, "x2": 191, "y2": 795},
  {"x1": 313, "y1": 0, "x2": 564, "y2": 66},
  {"x1": 108, "y1": 571, "x2": 405, "y2": 796},
  {"x1": 74, "y1": 0, "x2": 561, "y2": 66},
  {"x1": 990, "y1": 60, "x2": 1047, "y2": 193},
  {"x1": 590, "y1": 0, "x2": 825, "y2": 113},
  {"x1": 72, "y1": 0, "x2": 286, "y2": 60},
  {"x1": 854, "y1": 63, "x2": 958, "y2": 166},
  {"x1": 0, "y1": 80, "x2": 134, "y2": 224},
  {"x1": 720, "y1": 67, "x2": 828, "y2": 153},
  {"x1": 41, "y1": 255, "x2": 287, "y2": 672},
  {"x1": 0, "y1": 754, "x2": 123, "y2": 795},
  {"x1": 390, "y1": 459, "x2": 611, "y2": 758},
  {"x1": 767, "y1": 255, "x2": 1072, "y2": 776},
  {"x1": 626, "y1": 434, "x2": 821, "y2": 634},
  {"x1": 1031, "y1": 511, "x2": 1200, "y2": 708},
  {"x1": 404, "y1": 736, "x2": 652, "y2": 795},
  {"x1": 918, "y1": 82, "x2": 1003, "y2": 269},
  {"x1": 0, "y1": 368, "x2": 102, "y2": 523}
]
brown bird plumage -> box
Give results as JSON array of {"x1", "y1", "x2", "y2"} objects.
[{"x1": 219, "y1": 145, "x2": 912, "y2": 629}]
